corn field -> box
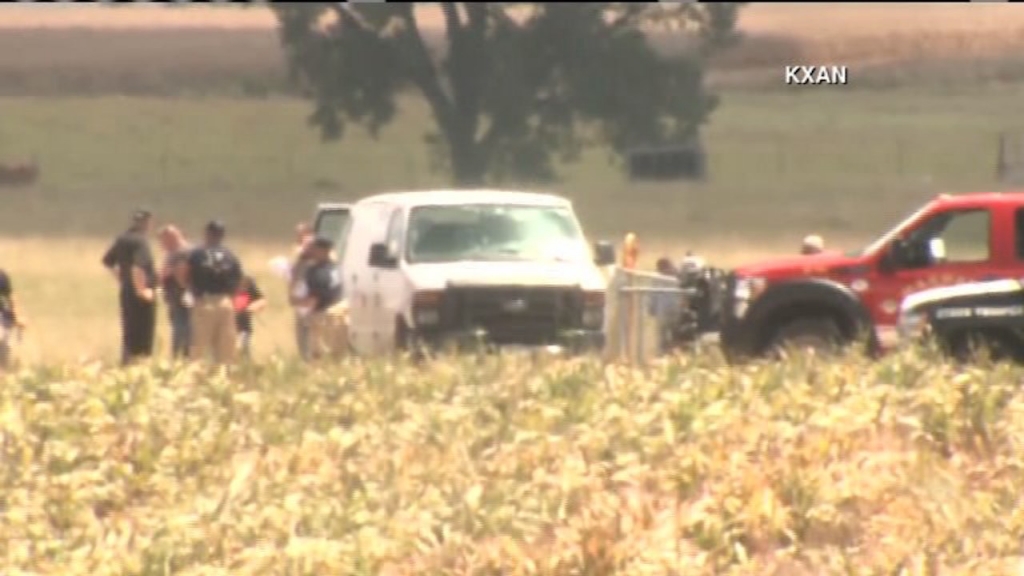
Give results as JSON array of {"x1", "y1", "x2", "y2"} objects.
[{"x1": 1, "y1": 351, "x2": 1023, "y2": 575}]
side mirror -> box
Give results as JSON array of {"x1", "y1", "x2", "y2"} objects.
[
  {"x1": 594, "y1": 240, "x2": 616, "y2": 266},
  {"x1": 368, "y1": 242, "x2": 397, "y2": 268}
]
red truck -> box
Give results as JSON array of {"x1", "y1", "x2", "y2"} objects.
[{"x1": 715, "y1": 192, "x2": 1024, "y2": 360}]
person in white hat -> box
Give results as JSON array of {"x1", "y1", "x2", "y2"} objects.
[{"x1": 801, "y1": 234, "x2": 824, "y2": 255}]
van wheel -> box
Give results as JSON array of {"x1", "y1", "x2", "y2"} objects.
[
  {"x1": 769, "y1": 317, "x2": 843, "y2": 359},
  {"x1": 395, "y1": 317, "x2": 427, "y2": 363}
]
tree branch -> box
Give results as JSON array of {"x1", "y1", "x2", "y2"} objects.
[{"x1": 392, "y1": 5, "x2": 456, "y2": 137}]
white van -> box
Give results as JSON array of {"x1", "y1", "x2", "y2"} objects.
[{"x1": 312, "y1": 189, "x2": 616, "y2": 356}]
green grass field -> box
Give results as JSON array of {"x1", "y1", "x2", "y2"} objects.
[{"x1": 5, "y1": 84, "x2": 1024, "y2": 241}]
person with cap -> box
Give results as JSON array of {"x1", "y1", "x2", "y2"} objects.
[
  {"x1": 801, "y1": 234, "x2": 825, "y2": 255},
  {"x1": 0, "y1": 268, "x2": 26, "y2": 370},
  {"x1": 184, "y1": 220, "x2": 243, "y2": 365},
  {"x1": 297, "y1": 236, "x2": 347, "y2": 361},
  {"x1": 158, "y1": 224, "x2": 192, "y2": 359},
  {"x1": 101, "y1": 209, "x2": 158, "y2": 365}
]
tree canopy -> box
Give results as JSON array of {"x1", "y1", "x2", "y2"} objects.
[{"x1": 274, "y1": 3, "x2": 744, "y2": 186}]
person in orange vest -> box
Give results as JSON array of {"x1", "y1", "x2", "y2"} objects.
[{"x1": 233, "y1": 275, "x2": 267, "y2": 359}]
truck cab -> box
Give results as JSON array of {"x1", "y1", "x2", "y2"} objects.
[
  {"x1": 314, "y1": 190, "x2": 616, "y2": 357},
  {"x1": 719, "y1": 192, "x2": 1024, "y2": 359}
]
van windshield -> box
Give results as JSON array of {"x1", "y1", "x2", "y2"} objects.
[{"x1": 405, "y1": 204, "x2": 588, "y2": 264}]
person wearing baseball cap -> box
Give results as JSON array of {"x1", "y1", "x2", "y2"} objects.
[
  {"x1": 101, "y1": 208, "x2": 157, "y2": 365},
  {"x1": 296, "y1": 236, "x2": 348, "y2": 360},
  {"x1": 184, "y1": 219, "x2": 244, "y2": 365},
  {"x1": 801, "y1": 234, "x2": 825, "y2": 255}
]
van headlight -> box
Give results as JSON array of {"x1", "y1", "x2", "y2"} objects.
[
  {"x1": 582, "y1": 290, "x2": 605, "y2": 328},
  {"x1": 733, "y1": 276, "x2": 766, "y2": 319},
  {"x1": 412, "y1": 290, "x2": 442, "y2": 326}
]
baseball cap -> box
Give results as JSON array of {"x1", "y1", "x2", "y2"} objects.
[{"x1": 205, "y1": 220, "x2": 227, "y2": 236}]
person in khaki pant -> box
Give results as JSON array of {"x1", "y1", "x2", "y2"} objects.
[
  {"x1": 185, "y1": 220, "x2": 243, "y2": 365},
  {"x1": 299, "y1": 237, "x2": 348, "y2": 361}
]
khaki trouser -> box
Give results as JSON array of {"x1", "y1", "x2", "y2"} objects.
[
  {"x1": 306, "y1": 301, "x2": 349, "y2": 361},
  {"x1": 190, "y1": 294, "x2": 237, "y2": 364}
]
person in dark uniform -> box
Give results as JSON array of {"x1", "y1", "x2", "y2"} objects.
[
  {"x1": 233, "y1": 275, "x2": 266, "y2": 359},
  {"x1": 101, "y1": 209, "x2": 157, "y2": 365},
  {"x1": 185, "y1": 220, "x2": 243, "y2": 365},
  {"x1": 0, "y1": 268, "x2": 26, "y2": 369},
  {"x1": 299, "y1": 237, "x2": 348, "y2": 360}
]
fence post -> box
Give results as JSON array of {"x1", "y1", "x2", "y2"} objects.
[{"x1": 622, "y1": 232, "x2": 639, "y2": 366}]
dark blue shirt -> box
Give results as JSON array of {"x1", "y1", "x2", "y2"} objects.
[
  {"x1": 188, "y1": 245, "x2": 242, "y2": 297},
  {"x1": 305, "y1": 260, "x2": 342, "y2": 312}
]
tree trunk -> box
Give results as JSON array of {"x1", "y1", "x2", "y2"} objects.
[{"x1": 448, "y1": 129, "x2": 487, "y2": 187}]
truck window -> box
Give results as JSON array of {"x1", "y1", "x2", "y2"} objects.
[
  {"x1": 1016, "y1": 208, "x2": 1024, "y2": 260},
  {"x1": 907, "y1": 208, "x2": 990, "y2": 264},
  {"x1": 314, "y1": 208, "x2": 351, "y2": 258}
]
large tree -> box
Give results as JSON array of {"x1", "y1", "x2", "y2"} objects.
[{"x1": 274, "y1": 3, "x2": 744, "y2": 186}]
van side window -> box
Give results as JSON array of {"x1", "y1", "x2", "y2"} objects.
[
  {"x1": 385, "y1": 208, "x2": 405, "y2": 255},
  {"x1": 314, "y1": 208, "x2": 352, "y2": 259},
  {"x1": 1016, "y1": 208, "x2": 1024, "y2": 260}
]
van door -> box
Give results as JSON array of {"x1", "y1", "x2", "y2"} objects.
[
  {"x1": 344, "y1": 203, "x2": 391, "y2": 354},
  {"x1": 373, "y1": 206, "x2": 407, "y2": 353}
]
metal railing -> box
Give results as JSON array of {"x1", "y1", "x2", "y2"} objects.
[{"x1": 604, "y1": 267, "x2": 693, "y2": 366}]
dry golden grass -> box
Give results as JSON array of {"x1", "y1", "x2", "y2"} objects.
[{"x1": 2, "y1": 352, "x2": 1023, "y2": 574}]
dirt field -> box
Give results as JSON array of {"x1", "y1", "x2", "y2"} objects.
[{"x1": 4, "y1": 4, "x2": 1024, "y2": 95}]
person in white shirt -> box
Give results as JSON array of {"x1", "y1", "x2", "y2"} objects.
[{"x1": 801, "y1": 234, "x2": 825, "y2": 255}]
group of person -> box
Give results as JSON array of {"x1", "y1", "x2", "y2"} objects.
[
  {"x1": 101, "y1": 209, "x2": 266, "y2": 366},
  {"x1": 101, "y1": 209, "x2": 348, "y2": 367},
  {"x1": 0, "y1": 209, "x2": 349, "y2": 370}
]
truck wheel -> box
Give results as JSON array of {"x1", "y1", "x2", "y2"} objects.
[
  {"x1": 769, "y1": 317, "x2": 843, "y2": 359},
  {"x1": 947, "y1": 330, "x2": 1015, "y2": 364}
]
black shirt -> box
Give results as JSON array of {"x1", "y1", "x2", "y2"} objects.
[
  {"x1": 235, "y1": 277, "x2": 264, "y2": 334},
  {"x1": 305, "y1": 260, "x2": 342, "y2": 312},
  {"x1": 0, "y1": 269, "x2": 13, "y2": 323},
  {"x1": 162, "y1": 248, "x2": 190, "y2": 309},
  {"x1": 187, "y1": 245, "x2": 242, "y2": 297},
  {"x1": 102, "y1": 230, "x2": 156, "y2": 296}
]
